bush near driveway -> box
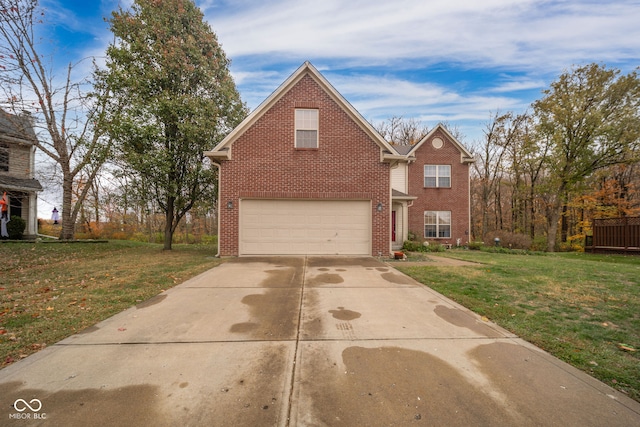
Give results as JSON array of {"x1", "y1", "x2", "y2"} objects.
[
  {"x1": 0, "y1": 241, "x2": 222, "y2": 368},
  {"x1": 396, "y1": 250, "x2": 640, "y2": 402}
]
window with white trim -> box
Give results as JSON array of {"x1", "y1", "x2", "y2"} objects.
[
  {"x1": 424, "y1": 211, "x2": 451, "y2": 238},
  {"x1": 424, "y1": 165, "x2": 451, "y2": 188},
  {"x1": 295, "y1": 109, "x2": 318, "y2": 148}
]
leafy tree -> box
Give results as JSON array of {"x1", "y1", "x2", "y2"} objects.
[
  {"x1": 99, "y1": 0, "x2": 247, "y2": 249},
  {"x1": 0, "y1": 0, "x2": 111, "y2": 239},
  {"x1": 533, "y1": 64, "x2": 640, "y2": 251}
]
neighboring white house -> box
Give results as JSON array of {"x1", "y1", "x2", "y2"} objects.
[{"x1": 0, "y1": 109, "x2": 42, "y2": 238}]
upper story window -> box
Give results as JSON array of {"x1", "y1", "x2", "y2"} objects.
[
  {"x1": 0, "y1": 143, "x2": 8, "y2": 172},
  {"x1": 295, "y1": 109, "x2": 318, "y2": 148},
  {"x1": 424, "y1": 165, "x2": 451, "y2": 188}
]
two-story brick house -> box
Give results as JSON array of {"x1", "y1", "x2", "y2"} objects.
[
  {"x1": 205, "y1": 62, "x2": 472, "y2": 257},
  {"x1": 390, "y1": 126, "x2": 474, "y2": 251},
  {"x1": 0, "y1": 109, "x2": 43, "y2": 238}
]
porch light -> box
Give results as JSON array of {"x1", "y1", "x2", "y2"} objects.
[
  {"x1": 376, "y1": 202, "x2": 383, "y2": 212},
  {"x1": 227, "y1": 200, "x2": 233, "y2": 209}
]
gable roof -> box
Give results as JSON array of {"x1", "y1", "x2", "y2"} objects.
[
  {"x1": 0, "y1": 109, "x2": 37, "y2": 145},
  {"x1": 390, "y1": 144, "x2": 414, "y2": 156},
  {"x1": 204, "y1": 61, "x2": 398, "y2": 161},
  {"x1": 402, "y1": 124, "x2": 475, "y2": 164}
]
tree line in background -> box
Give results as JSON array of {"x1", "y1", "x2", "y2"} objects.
[
  {"x1": 3, "y1": 1, "x2": 639, "y2": 251},
  {"x1": 63, "y1": 63, "x2": 640, "y2": 252},
  {"x1": 376, "y1": 64, "x2": 640, "y2": 251},
  {"x1": 471, "y1": 64, "x2": 640, "y2": 251}
]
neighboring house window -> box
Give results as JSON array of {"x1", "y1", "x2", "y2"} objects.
[
  {"x1": 0, "y1": 143, "x2": 8, "y2": 172},
  {"x1": 424, "y1": 211, "x2": 451, "y2": 238},
  {"x1": 424, "y1": 165, "x2": 451, "y2": 188},
  {"x1": 295, "y1": 109, "x2": 318, "y2": 148}
]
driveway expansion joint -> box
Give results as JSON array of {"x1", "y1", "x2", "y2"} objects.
[{"x1": 285, "y1": 255, "x2": 307, "y2": 426}]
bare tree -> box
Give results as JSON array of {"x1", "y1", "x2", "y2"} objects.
[
  {"x1": 470, "y1": 112, "x2": 512, "y2": 238},
  {"x1": 438, "y1": 120, "x2": 466, "y2": 142},
  {"x1": 0, "y1": 0, "x2": 111, "y2": 239},
  {"x1": 375, "y1": 116, "x2": 429, "y2": 146}
]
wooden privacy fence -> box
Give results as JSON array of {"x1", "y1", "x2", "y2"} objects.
[{"x1": 586, "y1": 217, "x2": 640, "y2": 254}]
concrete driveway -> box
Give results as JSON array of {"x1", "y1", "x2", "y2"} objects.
[{"x1": 1, "y1": 256, "x2": 639, "y2": 426}]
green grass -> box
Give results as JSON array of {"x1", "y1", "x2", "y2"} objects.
[
  {"x1": 0, "y1": 240, "x2": 223, "y2": 367},
  {"x1": 396, "y1": 250, "x2": 640, "y2": 402}
]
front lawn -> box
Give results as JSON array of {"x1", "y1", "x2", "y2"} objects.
[
  {"x1": 395, "y1": 250, "x2": 640, "y2": 402},
  {"x1": 0, "y1": 241, "x2": 222, "y2": 368}
]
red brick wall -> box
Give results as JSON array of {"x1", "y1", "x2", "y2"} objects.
[
  {"x1": 218, "y1": 74, "x2": 390, "y2": 256},
  {"x1": 407, "y1": 131, "x2": 471, "y2": 246}
]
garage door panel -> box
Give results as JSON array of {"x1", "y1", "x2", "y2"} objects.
[{"x1": 240, "y1": 200, "x2": 371, "y2": 255}]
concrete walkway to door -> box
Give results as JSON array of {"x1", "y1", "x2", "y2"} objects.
[{"x1": 0, "y1": 256, "x2": 639, "y2": 426}]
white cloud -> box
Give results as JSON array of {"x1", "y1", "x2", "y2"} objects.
[
  {"x1": 203, "y1": 0, "x2": 639, "y2": 144},
  {"x1": 488, "y1": 76, "x2": 546, "y2": 93},
  {"x1": 325, "y1": 74, "x2": 524, "y2": 133},
  {"x1": 206, "y1": 0, "x2": 640, "y2": 71}
]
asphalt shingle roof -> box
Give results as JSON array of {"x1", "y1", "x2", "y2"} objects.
[{"x1": 0, "y1": 175, "x2": 43, "y2": 192}]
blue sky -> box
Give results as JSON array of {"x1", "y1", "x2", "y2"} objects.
[
  {"x1": 29, "y1": 0, "x2": 640, "y2": 214},
  {"x1": 43, "y1": 0, "x2": 640, "y2": 145},
  {"x1": 42, "y1": 0, "x2": 640, "y2": 144}
]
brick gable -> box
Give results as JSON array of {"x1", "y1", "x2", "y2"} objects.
[
  {"x1": 217, "y1": 74, "x2": 390, "y2": 256},
  {"x1": 407, "y1": 130, "x2": 471, "y2": 245}
]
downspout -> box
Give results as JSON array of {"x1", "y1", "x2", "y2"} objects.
[
  {"x1": 30, "y1": 145, "x2": 36, "y2": 178},
  {"x1": 31, "y1": 145, "x2": 38, "y2": 236},
  {"x1": 467, "y1": 163, "x2": 472, "y2": 243},
  {"x1": 211, "y1": 161, "x2": 221, "y2": 258},
  {"x1": 389, "y1": 162, "x2": 398, "y2": 257}
]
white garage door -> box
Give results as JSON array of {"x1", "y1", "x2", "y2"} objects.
[{"x1": 240, "y1": 199, "x2": 371, "y2": 255}]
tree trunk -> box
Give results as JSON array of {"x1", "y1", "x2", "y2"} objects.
[
  {"x1": 561, "y1": 203, "x2": 569, "y2": 243},
  {"x1": 480, "y1": 184, "x2": 489, "y2": 239},
  {"x1": 546, "y1": 187, "x2": 567, "y2": 252},
  {"x1": 164, "y1": 196, "x2": 175, "y2": 250},
  {"x1": 529, "y1": 185, "x2": 536, "y2": 239},
  {"x1": 60, "y1": 172, "x2": 75, "y2": 240},
  {"x1": 496, "y1": 186, "x2": 503, "y2": 230},
  {"x1": 547, "y1": 206, "x2": 560, "y2": 252}
]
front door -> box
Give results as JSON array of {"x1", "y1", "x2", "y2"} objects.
[{"x1": 392, "y1": 210, "x2": 396, "y2": 242}]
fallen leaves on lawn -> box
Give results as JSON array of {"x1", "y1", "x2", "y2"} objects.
[{"x1": 617, "y1": 343, "x2": 637, "y2": 352}]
